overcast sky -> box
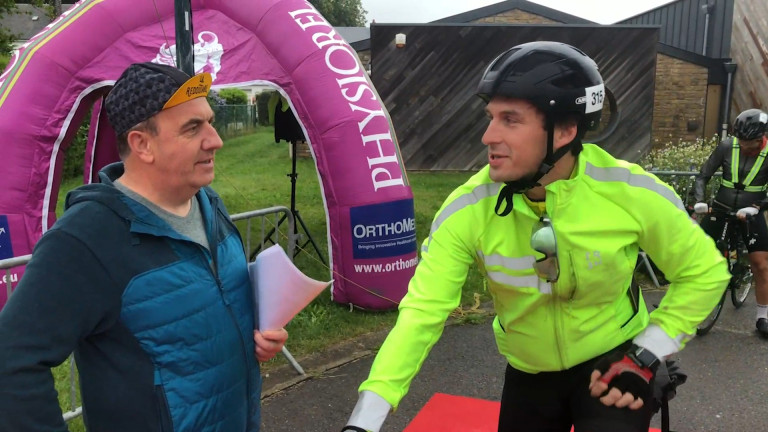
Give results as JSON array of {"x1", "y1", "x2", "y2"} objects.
[{"x1": 362, "y1": 0, "x2": 675, "y2": 25}]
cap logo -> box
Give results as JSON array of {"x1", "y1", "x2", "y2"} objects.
[
  {"x1": 185, "y1": 83, "x2": 209, "y2": 97},
  {"x1": 164, "y1": 72, "x2": 212, "y2": 109},
  {"x1": 575, "y1": 96, "x2": 586, "y2": 105}
]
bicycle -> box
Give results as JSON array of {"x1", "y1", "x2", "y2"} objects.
[{"x1": 694, "y1": 207, "x2": 754, "y2": 336}]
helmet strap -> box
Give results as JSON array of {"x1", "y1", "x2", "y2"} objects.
[{"x1": 494, "y1": 118, "x2": 572, "y2": 216}]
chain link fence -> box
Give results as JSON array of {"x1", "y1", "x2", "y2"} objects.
[{"x1": 210, "y1": 104, "x2": 260, "y2": 139}]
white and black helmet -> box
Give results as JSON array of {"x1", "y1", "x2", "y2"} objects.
[
  {"x1": 476, "y1": 41, "x2": 605, "y2": 131},
  {"x1": 733, "y1": 109, "x2": 768, "y2": 141}
]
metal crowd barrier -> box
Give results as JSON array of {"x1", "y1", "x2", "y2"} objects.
[
  {"x1": 0, "y1": 205, "x2": 303, "y2": 423},
  {"x1": 648, "y1": 170, "x2": 722, "y2": 207}
]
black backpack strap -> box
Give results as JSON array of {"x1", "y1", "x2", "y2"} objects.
[{"x1": 661, "y1": 395, "x2": 670, "y2": 432}]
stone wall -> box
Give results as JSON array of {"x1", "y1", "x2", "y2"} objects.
[
  {"x1": 357, "y1": 49, "x2": 371, "y2": 73},
  {"x1": 651, "y1": 54, "x2": 709, "y2": 145},
  {"x1": 471, "y1": 9, "x2": 558, "y2": 24}
]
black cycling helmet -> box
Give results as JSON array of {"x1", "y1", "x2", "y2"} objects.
[
  {"x1": 733, "y1": 109, "x2": 768, "y2": 141},
  {"x1": 476, "y1": 41, "x2": 604, "y2": 131},
  {"x1": 477, "y1": 41, "x2": 606, "y2": 216}
]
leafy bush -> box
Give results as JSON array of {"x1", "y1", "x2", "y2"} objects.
[
  {"x1": 0, "y1": 53, "x2": 8, "y2": 72},
  {"x1": 61, "y1": 114, "x2": 91, "y2": 181},
  {"x1": 257, "y1": 90, "x2": 274, "y2": 126},
  {"x1": 217, "y1": 88, "x2": 249, "y2": 105},
  {"x1": 207, "y1": 90, "x2": 226, "y2": 107},
  {"x1": 639, "y1": 135, "x2": 721, "y2": 205}
]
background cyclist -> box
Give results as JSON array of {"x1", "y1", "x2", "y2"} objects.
[{"x1": 691, "y1": 108, "x2": 768, "y2": 337}]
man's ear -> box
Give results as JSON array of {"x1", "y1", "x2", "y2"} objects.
[
  {"x1": 554, "y1": 121, "x2": 578, "y2": 149},
  {"x1": 126, "y1": 130, "x2": 154, "y2": 163}
]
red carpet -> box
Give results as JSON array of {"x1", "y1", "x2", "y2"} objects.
[{"x1": 404, "y1": 393, "x2": 662, "y2": 432}]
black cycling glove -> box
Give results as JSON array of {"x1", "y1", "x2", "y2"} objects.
[{"x1": 594, "y1": 344, "x2": 659, "y2": 402}]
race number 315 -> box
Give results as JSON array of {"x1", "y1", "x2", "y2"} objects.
[{"x1": 585, "y1": 84, "x2": 605, "y2": 114}]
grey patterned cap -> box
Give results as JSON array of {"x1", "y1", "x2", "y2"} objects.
[{"x1": 105, "y1": 62, "x2": 212, "y2": 136}]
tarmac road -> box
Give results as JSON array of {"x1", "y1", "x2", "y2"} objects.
[{"x1": 260, "y1": 288, "x2": 768, "y2": 431}]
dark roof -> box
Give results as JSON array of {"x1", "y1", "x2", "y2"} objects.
[
  {"x1": 433, "y1": 0, "x2": 593, "y2": 24},
  {"x1": 336, "y1": 27, "x2": 370, "y2": 45},
  {"x1": 617, "y1": 0, "x2": 733, "y2": 59},
  {"x1": 1, "y1": 4, "x2": 74, "y2": 40},
  {"x1": 618, "y1": 0, "x2": 681, "y2": 23}
]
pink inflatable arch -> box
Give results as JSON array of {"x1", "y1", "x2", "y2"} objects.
[{"x1": 0, "y1": 0, "x2": 416, "y2": 310}]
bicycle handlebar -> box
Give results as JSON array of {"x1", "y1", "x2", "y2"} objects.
[{"x1": 693, "y1": 204, "x2": 759, "y2": 218}]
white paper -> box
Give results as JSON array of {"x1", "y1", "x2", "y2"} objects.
[{"x1": 248, "y1": 244, "x2": 331, "y2": 330}]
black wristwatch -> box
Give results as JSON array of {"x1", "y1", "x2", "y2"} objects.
[
  {"x1": 628, "y1": 344, "x2": 660, "y2": 371},
  {"x1": 341, "y1": 427, "x2": 368, "y2": 432}
]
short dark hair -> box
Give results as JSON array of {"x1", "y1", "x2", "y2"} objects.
[{"x1": 116, "y1": 117, "x2": 158, "y2": 159}]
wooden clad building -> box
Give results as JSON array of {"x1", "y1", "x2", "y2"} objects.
[
  {"x1": 730, "y1": 0, "x2": 768, "y2": 115},
  {"x1": 365, "y1": 0, "x2": 741, "y2": 169},
  {"x1": 371, "y1": 25, "x2": 658, "y2": 169}
]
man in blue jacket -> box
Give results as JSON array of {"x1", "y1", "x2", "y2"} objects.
[{"x1": 0, "y1": 62, "x2": 288, "y2": 431}]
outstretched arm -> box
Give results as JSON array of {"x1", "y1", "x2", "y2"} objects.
[
  {"x1": 692, "y1": 143, "x2": 725, "y2": 203},
  {"x1": 344, "y1": 190, "x2": 479, "y2": 431}
]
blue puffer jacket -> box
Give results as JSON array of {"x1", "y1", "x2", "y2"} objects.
[{"x1": 0, "y1": 162, "x2": 261, "y2": 432}]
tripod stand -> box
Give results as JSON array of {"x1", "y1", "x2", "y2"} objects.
[{"x1": 252, "y1": 140, "x2": 326, "y2": 264}]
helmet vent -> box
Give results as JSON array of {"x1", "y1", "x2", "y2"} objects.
[
  {"x1": 489, "y1": 48, "x2": 521, "y2": 72},
  {"x1": 510, "y1": 52, "x2": 562, "y2": 76},
  {"x1": 550, "y1": 74, "x2": 580, "y2": 90}
]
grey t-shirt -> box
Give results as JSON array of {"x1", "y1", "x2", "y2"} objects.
[{"x1": 114, "y1": 181, "x2": 210, "y2": 251}]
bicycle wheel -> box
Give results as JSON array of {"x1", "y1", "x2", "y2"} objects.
[
  {"x1": 730, "y1": 263, "x2": 753, "y2": 308},
  {"x1": 696, "y1": 291, "x2": 726, "y2": 336}
]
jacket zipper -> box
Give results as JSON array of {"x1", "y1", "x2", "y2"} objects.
[
  {"x1": 208, "y1": 197, "x2": 253, "y2": 414},
  {"x1": 547, "y1": 203, "x2": 567, "y2": 369},
  {"x1": 551, "y1": 289, "x2": 566, "y2": 369}
]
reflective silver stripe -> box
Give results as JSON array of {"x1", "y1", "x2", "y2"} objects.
[
  {"x1": 480, "y1": 252, "x2": 535, "y2": 270},
  {"x1": 585, "y1": 162, "x2": 686, "y2": 212},
  {"x1": 487, "y1": 271, "x2": 552, "y2": 295},
  {"x1": 424, "y1": 183, "x2": 502, "y2": 251},
  {"x1": 481, "y1": 253, "x2": 552, "y2": 294}
]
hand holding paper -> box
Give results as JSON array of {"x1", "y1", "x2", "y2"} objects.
[
  {"x1": 254, "y1": 328, "x2": 288, "y2": 362},
  {"x1": 248, "y1": 244, "x2": 332, "y2": 330}
]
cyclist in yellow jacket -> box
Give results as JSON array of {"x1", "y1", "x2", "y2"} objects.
[
  {"x1": 691, "y1": 108, "x2": 768, "y2": 337},
  {"x1": 341, "y1": 41, "x2": 729, "y2": 432}
]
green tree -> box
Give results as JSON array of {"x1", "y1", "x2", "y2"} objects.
[
  {"x1": 309, "y1": 0, "x2": 367, "y2": 26},
  {"x1": 2, "y1": 1, "x2": 51, "y2": 58},
  {"x1": 0, "y1": 52, "x2": 9, "y2": 71},
  {"x1": 218, "y1": 88, "x2": 249, "y2": 105},
  {"x1": 0, "y1": 0, "x2": 18, "y2": 56}
]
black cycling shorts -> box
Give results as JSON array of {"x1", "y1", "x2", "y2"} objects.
[
  {"x1": 497, "y1": 342, "x2": 653, "y2": 432},
  {"x1": 700, "y1": 207, "x2": 768, "y2": 253}
]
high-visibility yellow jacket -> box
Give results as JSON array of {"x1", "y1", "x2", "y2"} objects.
[{"x1": 359, "y1": 144, "x2": 730, "y2": 409}]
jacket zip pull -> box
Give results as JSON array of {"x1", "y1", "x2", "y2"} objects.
[{"x1": 214, "y1": 276, "x2": 230, "y2": 305}]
